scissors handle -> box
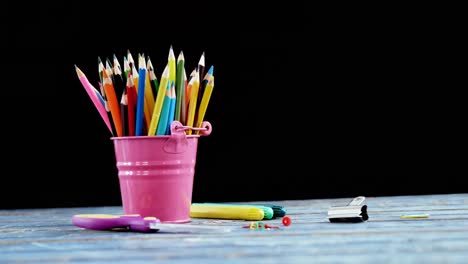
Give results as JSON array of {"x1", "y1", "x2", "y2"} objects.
[{"x1": 72, "y1": 214, "x2": 159, "y2": 232}]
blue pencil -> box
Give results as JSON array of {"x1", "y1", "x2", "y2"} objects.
[
  {"x1": 93, "y1": 86, "x2": 105, "y2": 108},
  {"x1": 135, "y1": 55, "x2": 146, "y2": 136},
  {"x1": 166, "y1": 82, "x2": 176, "y2": 135},
  {"x1": 156, "y1": 81, "x2": 172, "y2": 135}
]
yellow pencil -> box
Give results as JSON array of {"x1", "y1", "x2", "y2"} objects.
[
  {"x1": 131, "y1": 62, "x2": 139, "y2": 93},
  {"x1": 195, "y1": 76, "x2": 214, "y2": 134},
  {"x1": 148, "y1": 65, "x2": 170, "y2": 136},
  {"x1": 186, "y1": 71, "x2": 200, "y2": 135},
  {"x1": 143, "y1": 57, "x2": 155, "y2": 126},
  {"x1": 168, "y1": 46, "x2": 176, "y2": 86}
]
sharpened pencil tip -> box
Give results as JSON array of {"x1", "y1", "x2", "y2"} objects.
[
  {"x1": 198, "y1": 52, "x2": 205, "y2": 66},
  {"x1": 75, "y1": 65, "x2": 83, "y2": 76},
  {"x1": 207, "y1": 65, "x2": 214, "y2": 75},
  {"x1": 169, "y1": 46, "x2": 175, "y2": 60},
  {"x1": 178, "y1": 51, "x2": 185, "y2": 61},
  {"x1": 113, "y1": 54, "x2": 118, "y2": 60},
  {"x1": 127, "y1": 50, "x2": 134, "y2": 64},
  {"x1": 147, "y1": 57, "x2": 153, "y2": 69}
]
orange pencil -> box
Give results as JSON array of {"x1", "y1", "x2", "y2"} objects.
[
  {"x1": 102, "y1": 70, "x2": 122, "y2": 137},
  {"x1": 185, "y1": 68, "x2": 196, "y2": 123}
]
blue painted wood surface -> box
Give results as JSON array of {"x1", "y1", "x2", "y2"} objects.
[{"x1": 1, "y1": 194, "x2": 468, "y2": 263}]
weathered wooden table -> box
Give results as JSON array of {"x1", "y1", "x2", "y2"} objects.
[{"x1": 1, "y1": 194, "x2": 467, "y2": 263}]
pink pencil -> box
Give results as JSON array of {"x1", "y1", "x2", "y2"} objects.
[{"x1": 75, "y1": 65, "x2": 113, "y2": 134}]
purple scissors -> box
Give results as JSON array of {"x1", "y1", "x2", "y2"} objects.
[{"x1": 72, "y1": 214, "x2": 231, "y2": 233}]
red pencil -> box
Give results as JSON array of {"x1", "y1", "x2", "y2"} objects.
[{"x1": 126, "y1": 73, "x2": 137, "y2": 136}]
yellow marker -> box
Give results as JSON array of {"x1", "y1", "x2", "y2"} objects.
[
  {"x1": 400, "y1": 214, "x2": 430, "y2": 219},
  {"x1": 190, "y1": 204, "x2": 264, "y2": 221},
  {"x1": 148, "y1": 65, "x2": 170, "y2": 136}
]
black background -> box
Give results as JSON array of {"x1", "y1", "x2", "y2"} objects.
[{"x1": 3, "y1": 2, "x2": 465, "y2": 209}]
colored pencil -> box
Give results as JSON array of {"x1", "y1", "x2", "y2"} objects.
[
  {"x1": 135, "y1": 55, "x2": 146, "y2": 136},
  {"x1": 156, "y1": 81, "x2": 172, "y2": 135},
  {"x1": 75, "y1": 65, "x2": 113, "y2": 134},
  {"x1": 168, "y1": 46, "x2": 176, "y2": 87},
  {"x1": 112, "y1": 54, "x2": 125, "y2": 101},
  {"x1": 93, "y1": 85, "x2": 105, "y2": 108},
  {"x1": 195, "y1": 65, "x2": 213, "y2": 126},
  {"x1": 148, "y1": 65, "x2": 169, "y2": 136},
  {"x1": 99, "y1": 81, "x2": 117, "y2": 136},
  {"x1": 197, "y1": 52, "x2": 205, "y2": 82},
  {"x1": 102, "y1": 69, "x2": 122, "y2": 137},
  {"x1": 127, "y1": 50, "x2": 135, "y2": 71},
  {"x1": 186, "y1": 71, "x2": 200, "y2": 135},
  {"x1": 195, "y1": 76, "x2": 214, "y2": 134},
  {"x1": 98, "y1": 57, "x2": 105, "y2": 97},
  {"x1": 123, "y1": 56, "x2": 130, "y2": 80},
  {"x1": 181, "y1": 67, "x2": 188, "y2": 125},
  {"x1": 185, "y1": 68, "x2": 196, "y2": 121},
  {"x1": 105, "y1": 58, "x2": 114, "y2": 82},
  {"x1": 147, "y1": 57, "x2": 159, "y2": 100},
  {"x1": 131, "y1": 62, "x2": 139, "y2": 92},
  {"x1": 144, "y1": 57, "x2": 155, "y2": 119},
  {"x1": 126, "y1": 73, "x2": 137, "y2": 136},
  {"x1": 175, "y1": 51, "x2": 185, "y2": 121},
  {"x1": 120, "y1": 89, "x2": 128, "y2": 136},
  {"x1": 166, "y1": 82, "x2": 176, "y2": 135}
]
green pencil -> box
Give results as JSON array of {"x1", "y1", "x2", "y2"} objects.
[{"x1": 175, "y1": 51, "x2": 185, "y2": 121}]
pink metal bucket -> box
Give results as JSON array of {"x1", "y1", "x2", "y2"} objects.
[{"x1": 111, "y1": 121, "x2": 212, "y2": 223}]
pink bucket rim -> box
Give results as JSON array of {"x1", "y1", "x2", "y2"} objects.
[{"x1": 110, "y1": 135, "x2": 200, "y2": 140}]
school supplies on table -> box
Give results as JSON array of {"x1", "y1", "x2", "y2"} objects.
[
  {"x1": 190, "y1": 204, "x2": 265, "y2": 221},
  {"x1": 72, "y1": 214, "x2": 231, "y2": 233},
  {"x1": 75, "y1": 48, "x2": 216, "y2": 223}
]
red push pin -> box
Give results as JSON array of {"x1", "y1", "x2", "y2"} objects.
[{"x1": 282, "y1": 216, "x2": 291, "y2": 226}]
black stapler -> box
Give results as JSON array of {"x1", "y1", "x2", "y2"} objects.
[{"x1": 328, "y1": 196, "x2": 368, "y2": 223}]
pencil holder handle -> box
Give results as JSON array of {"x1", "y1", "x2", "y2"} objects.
[
  {"x1": 163, "y1": 121, "x2": 212, "y2": 154},
  {"x1": 173, "y1": 121, "x2": 212, "y2": 136}
]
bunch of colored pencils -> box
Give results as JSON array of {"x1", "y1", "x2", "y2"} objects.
[{"x1": 75, "y1": 47, "x2": 215, "y2": 137}]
